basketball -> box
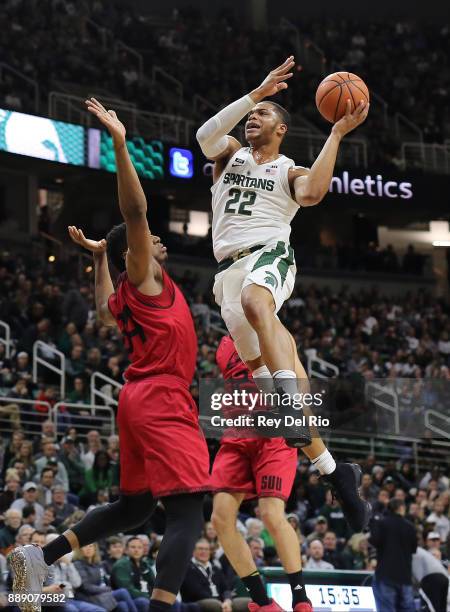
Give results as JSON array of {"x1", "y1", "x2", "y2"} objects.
[{"x1": 315, "y1": 72, "x2": 370, "y2": 123}]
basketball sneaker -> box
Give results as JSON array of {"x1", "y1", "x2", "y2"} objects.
[
  {"x1": 8, "y1": 544, "x2": 49, "y2": 612},
  {"x1": 322, "y1": 462, "x2": 371, "y2": 532}
]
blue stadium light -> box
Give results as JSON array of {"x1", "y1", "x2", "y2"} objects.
[{"x1": 169, "y1": 147, "x2": 193, "y2": 178}]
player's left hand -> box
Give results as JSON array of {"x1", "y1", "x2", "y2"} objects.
[
  {"x1": 85, "y1": 97, "x2": 126, "y2": 147},
  {"x1": 332, "y1": 99, "x2": 369, "y2": 138},
  {"x1": 68, "y1": 226, "x2": 107, "y2": 253}
]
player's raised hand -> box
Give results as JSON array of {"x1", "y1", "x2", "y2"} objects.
[
  {"x1": 332, "y1": 99, "x2": 369, "y2": 138},
  {"x1": 252, "y1": 56, "x2": 295, "y2": 101},
  {"x1": 85, "y1": 98, "x2": 126, "y2": 146},
  {"x1": 68, "y1": 226, "x2": 107, "y2": 253}
]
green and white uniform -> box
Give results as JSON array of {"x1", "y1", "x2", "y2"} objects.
[{"x1": 212, "y1": 147, "x2": 301, "y2": 362}]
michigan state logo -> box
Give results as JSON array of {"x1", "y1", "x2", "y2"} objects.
[{"x1": 264, "y1": 271, "x2": 278, "y2": 289}]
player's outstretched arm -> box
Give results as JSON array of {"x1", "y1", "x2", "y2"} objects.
[
  {"x1": 292, "y1": 99, "x2": 369, "y2": 206},
  {"x1": 196, "y1": 56, "x2": 295, "y2": 171},
  {"x1": 85, "y1": 98, "x2": 154, "y2": 286},
  {"x1": 67, "y1": 226, "x2": 116, "y2": 327}
]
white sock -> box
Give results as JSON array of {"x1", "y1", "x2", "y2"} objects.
[
  {"x1": 273, "y1": 369, "x2": 298, "y2": 396},
  {"x1": 311, "y1": 449, "x2": 336, "y2": 476},
  {"x1": 252, "y1": 365, "x2": 274, "y2": 393}
]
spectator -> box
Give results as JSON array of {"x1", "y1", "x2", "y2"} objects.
[
  {"x1": 0, "y1": 509, "x2": 22, "y2": 554},
  {"x1": 412, "y1": 546, "x2": 449, "y2": 612},
  {"x1": 305, "y1": 515, "x2": 328, "y2": 545},
  {"x1": 50, "y1": 485, "x2": 77, "y2": 526},
  {"x1": 34, "y1": 441, "x2": 70, "y2": 491},
  {"x1": 73, "y1": 543, "x2": 137, "y2": 612},
  {"x1": 305, "y1": 539, "x2": 334, "y2": 570},
  {"x1": 59, "y1": 436, "x2": 86, "y2": 494},
  {"x1": 0, "y1": 471, "x2": 21, "y2": 513},
  {"x1": 15, "y1": 523, "x2": 35, "y2": 546},
  {"x1": 369, "y1": 498, "x2": 417, "y2": 612},
  {"x1": 318, "y1": 492, "x2": 351, "y2": 542},
  {"x1": 111, "y1": 537, "x2": 155, "y2": 612},
  {"x1": 180, "y1": 538, "x2": 234, "y2": 611},
  {"x1": 81, "y1": 431, "x2": 103, "y2": 470},
  {"x1": 425, "y1": 531, "x2": 442, "y2": 554},
  {"x1": 30, "y1": 530, "x2": 46, "y2": 547},
  {"x1": 103, "y1": 536, "x2": 125, "y2": 578},
  {"x1": 21, "y1": 504, "x2": 37, "y2": 527},
  {"x1": 80, "y1": 450, "x2": 117, "y2": 506},
  {"x1": 425, "y1": 498, "x2": 450, "y2": 543},
  {"x1": 246, "y1": 537, "x2": 265, "y2": 569},
  {"x1": 35, "y1": 504, "x2": 57, "y2": 534},
  {"x1": 360, "y1": 473, "x2": 379, "y2": 506},
  {"x1": 322, "y1": 531, "x2": 348, "y2": 570},
  {"x1": 10, "y1": 481, "x2": 44, "y2": 523},
  {"x1": 36, "y1": 467, "x2": 55, "y2": 506},
  {"x1": 342, "y1": 533, "x2": 370, "y2": 570}
]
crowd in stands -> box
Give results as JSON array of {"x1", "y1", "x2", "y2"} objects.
[
  {"x1": 0, "y1": 0, "x2": 447, "y2": 171},
  {"x1": 0, "y1": 242, "x2": 449, "y2": 608}
]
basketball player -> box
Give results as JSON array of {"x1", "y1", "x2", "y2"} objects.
[
  {"x1": 9, "y1": 99, "x2": 210, "y2": 612},
  {"x1": 196, "y1": 57, "x2": 370, "y2": 528}
]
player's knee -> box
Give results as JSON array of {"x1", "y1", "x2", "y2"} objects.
[
  {"x1": 259, "y1": 504, "x2": 285, "y2": 533},
  {"x1": 241, "y1": 294, "x2": 272, "y2": 331},
  {"x1": 211, "y1": 506, "x2": 234, "y2": 535}
]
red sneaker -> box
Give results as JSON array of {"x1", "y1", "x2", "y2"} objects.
[
  {"x1": 293, "y1": 602, "x2": 313, "y2": 612},
  {"x1": 248, "y1": 599, "x2": 284, "y2": 611}
]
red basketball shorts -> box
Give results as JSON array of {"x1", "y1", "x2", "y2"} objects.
[
  {"x1": 210, "y1": 437, "x2": 297, "y2": 501},
  {"x1": 118, "y1": 375, "x2": 210, "y2": 498}
]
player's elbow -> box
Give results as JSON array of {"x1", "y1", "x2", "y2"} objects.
[{"x1": 298, "y1": 191, "x2": 323, "y2": 207}]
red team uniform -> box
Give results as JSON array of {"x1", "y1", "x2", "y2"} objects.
[
  {"x1": 210, "y1": 336, "x2": 297, "y2": 501},
  {"x1": 108, "y1": 268, "x2": 210, "y2": 498}
]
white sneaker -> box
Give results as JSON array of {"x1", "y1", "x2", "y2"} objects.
[{"x1": 8, "y1": 545, "x2": 49, "y2": 612}]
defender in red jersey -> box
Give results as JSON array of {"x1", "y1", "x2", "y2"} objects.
[
  {"x1": 210, "y1": 336, "x2": 312, "y2": 612},
  {"x1": 9, "y1": 100, "x2": 209, "y2": 612}
]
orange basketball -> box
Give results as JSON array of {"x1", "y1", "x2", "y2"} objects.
[{"x1": 315, "y1": 72, "x2": 369, "y2": 123}]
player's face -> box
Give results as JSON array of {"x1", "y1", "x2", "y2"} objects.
[
  {"x1": 152, "y1": 235, "x2": 168, "y2": 263},
  {"x1": 245, "y1": 103, "x2": 286, "y2": 145}
]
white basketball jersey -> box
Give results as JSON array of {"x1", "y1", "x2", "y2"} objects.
[{"x1": 211, "y1": 147, "x2": 300, "y2": 262}]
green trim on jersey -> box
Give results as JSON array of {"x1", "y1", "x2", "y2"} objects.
[{"x1": 251, "y1": 241, "x2": 295, "y2": 287}]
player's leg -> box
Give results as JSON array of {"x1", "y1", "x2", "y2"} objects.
[
  {"x1": 258, "y1": 497, "x2": 311, "y2": 611},
  {"x1": 149, "y1": 493, "x2": 205, "y2": 610},
  {"x1": 212, "y1": 491, "x2": 271, "y2": 608}
]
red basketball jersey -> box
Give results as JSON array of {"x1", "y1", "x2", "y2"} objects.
[
  {"x1": 108, "y1": 268, "x2": 197, "y2": 384},
  {"x1": 216, "y1": 334, "x2": 252, "y2": 381}
]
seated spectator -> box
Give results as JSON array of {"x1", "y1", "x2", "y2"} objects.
[
  {"x1": 68, "y1": 377, "x2": 90, "y2": 405},
  {"x1": 7, "y1": 439, "x2": 34, "y2": 476},
  {"x1": 286, "y1": 514, "x2": 302, "y2": 545},
  {"x1": 50, "y1": 485, "x2": 77, "y2": 526},
  {"x1": 305, "y1": 515, "x2": 329, "y2": 545},
  {"x1": 322, "y1": 531, "x2": 348, "y2": 570},
  {"x1": 305, "y1": 539, "x2": 334, "y2": 570},
  {"x1": 360, "y1": 473, "x2": 379, "y2": 506},
  {"x1": 35, "y1": 504, "x2": 57, "y2": 534},
  {"x1": 73, "y1": 543, "x2": 138, "y2": 612},
  {"x1": 111, "y1": 536, "x2": 155, "y2": 611},
  {"x1": 81, "y1": 431, "x2": 103, "y2": 470},
  {"x1": 246, "y1": 537, "x2": 265, "y2": 569},
  {"x1": 0, "y1": 509, "x2": 22, "y2": 554},
  {"x1": 10, "y1": 481, "x2": 44, "y2": 523},
  {"x1": 103, "y1": 536, "x2": 125, "y2": 578},
  {"x1": 180, "y1": 538, "x2": 235, "y2": 611},
  {"x1": 21, "y1": 504, "x2": 37, "y2": 527},
  {"x1": 318, "y1": 492, "x2": 351, "y2": 543},
  {"x1": 36, "y1": 467, "x2": 55, "y2": 506},
  {"x1": 425, "y1": 498, "x2": 450, "y2": 543},
  {"x1": 15, "y1": 523, "x2": 35, "y2": 546},
  {"x1": 425, "y1": 531, "x2": 442, "y2": 555},
  {"x1": 66, "y1": 345, "x2": 86, "y2": 381},
  {"x1": 30, "y1": 530, "x2": 46, "y2": 547},
  {"x1": 342, "y1": 533, "x2": 370, "y2": 570},
  {"x1": 34, "y1": 441, "x2": 70, "y2": 491},
  {"x1": 0, "y1": 470, "x2": 21, "y2": 513},
  {"x1": 59, "y1": 436, "x2": 86, "y2": 494},
  {"x1": 1, "y1": 431, "x2": 25, "y2": 478},
  {"x1": 80, "y1": 450, "x2": 117, "y2": 506}
]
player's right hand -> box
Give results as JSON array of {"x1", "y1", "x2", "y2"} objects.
[
  {"x1": 68, "y1": 226, "x2": 107, "y2": 253},
  {"x1": 252, "y1": 56, "x2": 295, "y2": 101},
  {"x1": 85, "y1": 97, "x2": 126, "y2": 147}
]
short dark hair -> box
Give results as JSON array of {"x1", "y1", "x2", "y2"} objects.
[
  {"x1": 106, "y1": 223, "x2": 127, "y2": 272},
  {"x1": 22, "y1": 505, "x2": 36, "y2": 519},
  {"x1": 267, "y1": 101, "x2": 291, "y2": 132},
  {"x1": 126, "y1": 536, "x2": 143, "y2": 548},
  {"x1": 388, "y1": 498, "x2": 405, "y2": 514}
]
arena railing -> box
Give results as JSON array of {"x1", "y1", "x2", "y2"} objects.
[
  {"x1": 115, "y1": 40, "x2": 144, "y2": 80},
  {"x1": 52, "y1": 401, "x2": 116, "y2": 437},
  {"x1": 152, "y1": 66, "x2": 184, "y2": 104},
  {"x1": 0, "y1": 62, "x2": 40, "y2": 114},
  {"x1": 32, "y1": 341, "x2": 66, "y2": 400},
  {"x1": 307, "y1": 355, "x2": 340, "y2": 379},
  {"x1": 90, "y1": 371, "x2": 123, "y2": 407},
  {"x1": 365, "y1": 381, "x2": 400, "y2": 434},
  {"x1": 0, "y1": 320, "x2": 12, "y2": 359},
  {"x1": 0, "y1": 396, "x2": 52, "y2": 437},
  {"x1": 401, "y1": 142, "x2": 450, "y2": 174},
  {"x1": 424, "y1": 409, "x2": 450, "y2": 439}
]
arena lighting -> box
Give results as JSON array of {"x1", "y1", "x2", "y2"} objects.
[
  {"x1": 48, "y1": 255, "x2": 56, "y2": 262},
  {"x1": 432, "y1": 240, "x2": 450, "y2": 246}
]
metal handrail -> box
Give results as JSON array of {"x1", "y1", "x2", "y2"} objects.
[
  {"x1": 365, "y1": 381, "x2": 400, "y2": 434},
  {"x1": 115, "y1": 40, "x2": 144, "y2": 80},
  {"x1": 0, "y1": 396, "x2": 52, "y2": 436},
  {"x1": 0, "y1": 62, "x2": 39, "y2": 113},
  {"x1": 53, "y1": 401, "x2": 116, "y2": 435},
  {"x1": 424, "y1": 409, "x2": 450, "y2": 440},
  {"x1": 152, "y1": 66, "x2": 183, "y2": 102},
  {"x1": 0, "y1": 320, "x2": 12, "y2": 359},
  {"x1": 307, "y1": 356, "x2": 339, "y2": 379},
  {"x1": 193, "y1": 94, "x2": 218, "y2": 117},
  {"x1": 395, "y1": 112, "x2": 423, "y2": 142},
  {"x1": 90, "y1": 371, "x2": 123, "y2": 406},
  {"x1": 32, "y1": 341, "x2": 66, "y2": 399}
]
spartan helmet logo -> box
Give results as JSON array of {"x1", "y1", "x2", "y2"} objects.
[{"x1": 264, "y1": 271, "x2": 278, "y2": 289}]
